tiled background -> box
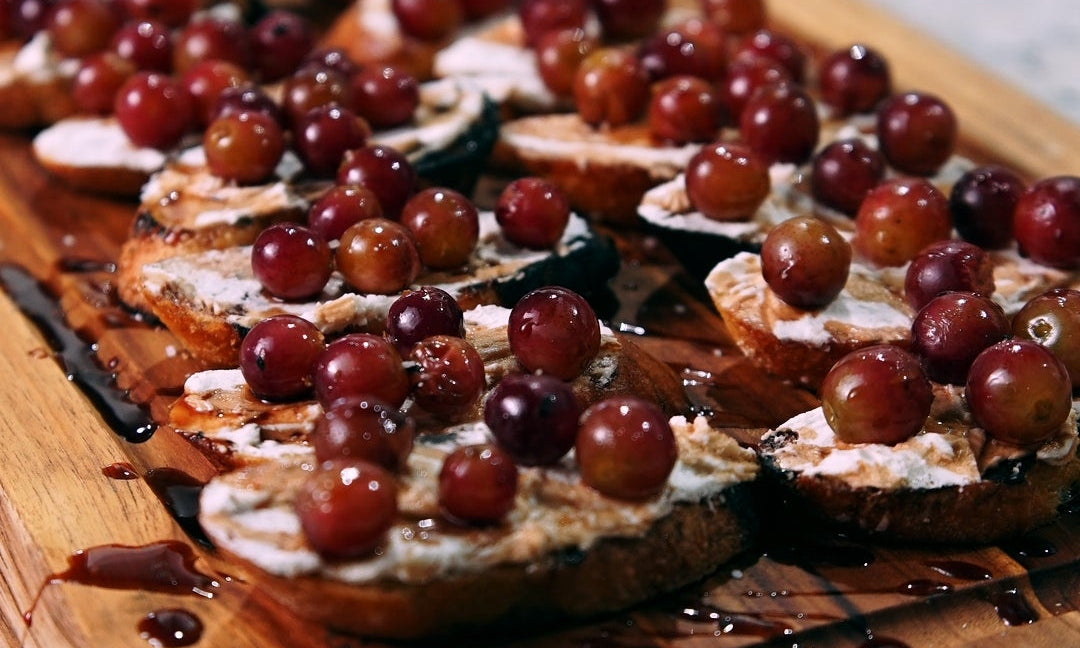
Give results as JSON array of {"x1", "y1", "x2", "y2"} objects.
[{"x1": 864, "y1": 0, "x2": 1080, "y2": 124}]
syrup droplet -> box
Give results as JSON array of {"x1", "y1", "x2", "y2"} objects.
[
  {"x1": 859, "y1": 637, "x2": 912, "y2": 648},
  {"x1": 58, "y1": 257, "x2": 117, "y2": 274},
  {"x1": 925, "y1": 559, "x2": 993, "y2": 581},
  {"x1": 24, "y1": 541, "x2": 218, "y2": 626},
  {"x1": 102, "y1": 462, "x2": 139, "y2": 480},
  {"x1": 0, "y1": 265, "x2": 156, "y2": 443},
  {"x1": 144, "y1": 468, "x2": 211, "y2": 547},
  {"x1": 991, "y1": 589, "x2": 1038, "y2": 626},
  {"x1": 676, "y1": 603, "x2": 792, "y2": 638},
  {"x1": 138, "y1": 608, "x2": 203, "y2": 647}
]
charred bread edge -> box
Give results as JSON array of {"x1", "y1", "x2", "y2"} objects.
[
  {"x1": 411, "y1": 92, "x2": 500, "y2": 196},
  {"x1": 209, "y1": 483, "x2": 758, "y2": 640},
  {"x1": 758, "y1": 451, "x2": 1080, "y2": 544}
]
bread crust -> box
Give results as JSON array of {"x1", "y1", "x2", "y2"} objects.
[{"x1": 211, "y1": 484, "x2": 757, "y2": 639}]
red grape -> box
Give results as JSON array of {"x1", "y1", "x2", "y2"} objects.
[
  {"x1": 735, "y1": 29, "x2": 806, "y2": 84},
  {"x1": 876, "y1": 91, "x2": 957, "y2": 176},
  {"x1": 203, "y1": 110, "x2": 285, "y2": 184},
  {"x1": 592, "y1": 0, "x2": 665, "y2": 41},
  {"x1": 761, "y1": 216, "x2": 852, "y2": 309},
  {"x1": 281, "y1": 65, "x2": 353, "y2": 128},
  {"x1": 1012, "y1": 175, "x2": 1080, "y2": 269},
  {"x1": 250, "y1": 223, "x2": 332, "y2": 300},
  {"x1": 820, "y1": 345, "x2": 933, "y2": 445},
  {"x1": 718, "y1": 53, "x2": 790, "y2": 123},
  {"x1": 508, "y1": 286, "x2": 601, "y2": 380},
  {"x1": 576, "y1": 396, "x2": 677, "y2": 500},
  {"x1": 114, "y1": 71, "x2": 194, "y2": 150},
  {"x1": 1012, "y1": 288, "x2": 1080, "y2": 389},
  {"x1": 701, "y1": 0, "x2": 766, "y2": 35},
  {"x1": 307, "y1": 184, "x2": 384, "y2": 242},
  {"x1": 911, "y1": 292, "x2": 1009, "y2": 385},
  {"x1": 684, "y1": 142, "x2": 770, "y2": 221},
  {"x1": 110, "y1": 19, "x2": 172, "y2": 71},
  {"x1": 47, "y1": 0, "x2": 119, "y2": 58},
  {"x1": 172, "y1": 15, "x2": 251, "y2": 74},
  {"x1": 573, "y1": 47, "x2": 650, "y2": 128},
  {"x1": 739, "y1": 81, "x2": 820, "y2": 165},
  {"x1": 337, "y1": 144, "x2": 417, "y2": 218},
  {"x1": 250, "y1": 9, "x2": 313, "y2": 82},
  {"x1": 350, "y1": 65, "x2": 419, "y2": 130},
  {"x1": 904, "y1": 239, "x2": 994, "y2": 312},
  {"x1": 438, "y1": 444, "x2": 518, "y2": 525},
  {"x1": 239, "y1": 314, "x2": 324, "y2": 401},
  {"x1": 810, "y1": 138, "x2": 885, "y2": 216},
  {"x1": 294, "y1": 105, "x2": 371, "y2": 177},
  {"x1": 854, "y1": 177, "x2": 952, "y2": 267},
  {"x1": 535, "y1": 28, "x2": 596, "y2": 97},
  {"x1": 313, "y1": 399, "x2": 415, "y2": 471},
  {"x1": 72, "y1": 52, "x2": 134, "y2": 115},
  {"x1": 313, "y1": 333, "x2": 410, "y2": 409},
  {"x1": 485, "y1": 372, "x2": 580, "y2": 466},
  {"x1": 966, "y1": 340, "x2": 1072, "y2": 446},
  {"x1": 818, "y1": 44, "x2": 891, "y2": 116},
  {"x1": 518, "y1": 0, "x2": 587, "y2": 48},
  {"x1": 409, "y1": 335, "x2": 486, "y2": 417},
  {"x1": 182, "y1": 59, "x2": 249, "y2": 128},
  {"x1": 494, "y1": 177, "x2": 571, "y2": 250},
  {"x1": 213, "y1": 84, "x2": 284, "y2": 126},
  {"x1": 335, "y1": 218, "x2": 422, "y2": 295},
  {"x1": 121, "y1": 0, "x2": 194, "y2": 27},
  {"x1": 638, "y1": 18, "x2": 727, "y2": 82},
  {"x1": 295, "y1": 459, "x2": 398, "y2": 558},
  {"x1": 647, "y1": 75, "x2": 724, "y2": 145},
  {"x1": 399, "y1": 187, "x2": 479, "y2": 270},
  {"x1": 391, "y1": 0, "x2": 463, "y2": 41}
]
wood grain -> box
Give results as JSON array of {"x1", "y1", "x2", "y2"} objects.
[{"x1": 1, "y1": 1, "x2": 1080, "y2": 647}]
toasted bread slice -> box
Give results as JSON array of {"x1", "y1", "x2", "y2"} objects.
[
  {"x1": 759, "y1": 391, "x2": 1080, "y2": 543},
  {"x1": 0, "y1": 35, "x2": 77, "y2": 130},
  {"x1": 137, "y1": 212, "x2": 618, "y2": 366}
]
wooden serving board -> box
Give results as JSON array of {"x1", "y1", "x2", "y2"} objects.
[{"x1": 2, "y1": 2, "x2": 1080, "y2": 647}]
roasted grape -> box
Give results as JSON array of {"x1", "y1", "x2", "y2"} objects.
[
  {"x1": 250, "y1": 223, "x2": 332, "y2": 300},
  {"x1": 72, "y1": 52, "x2": 134, "y2": 115},
  {"x1": 250, "y1": 9, "x2": 313, "y2": 82},
  {"x1": 810, "y1": 138, "x2": 885, "y2": 216},
  {"x1": 820, "y1": 345, "x2": 933, "y2": 445},
  {"x1": 391, "y1": 0, "x2": 463, "y2": 41},
  {"x1": 701, "y1": 0, "x2": 766, "y2": 34},
  {"x1": 111, "y1": 19, "x2": 172, "y2": 71},
  {"x1": 485, "y1": 373, "x2": 580, "y2": 466},
  {"x1": 684, "y1": 142, "x2": 770, "y2": 221},
  {"x1": 949, "y1": 165, "x2": 1025, "y2": 250},
  {"x1": 1012, "y1": 175, "x2": 1080, "y2": 269},
  {"x1": 854, "y1": 178, "x2": 952, "y2": 267},
  {"x1": 307, "y1": 184, "x2": 384, "y2": 242},
  {"x1": 494, "y1": 177, "x2": 571, "y2": 250},
  {"x1": 313, "y1": 399, "x2": 415, "y2": 471},
  {"x1": 337, "y1": 145, "x2": 417, "y2": 218},
  {"x1": 576, "y1": 396, "x2": 677, "y2": 500},
  {"x1": 335, "y1": 218, "x2": 421, "y2": 295},
  {"x1": 518, "y1": 0, "x2": 587, "y2": 48},
  {"x1": 399, "y1": 188, "x2": 479, "y2": 270},
  {"x1": 350, "y1": 65, "x2": 419, "y2": 129},
  {"x1": 203, "y1": 110, "x2": 285, "y2": 184},
  {"x1": 966, "y1": 340, "x2": 1072, "y2": 446},
  {"x1": 439, "y1": 444, "x2": 518, "y2": 525},
  {"x1": 114, "y1": 72, "x2": 194, "y2": 149},
  {"x1": 739, "y1": 82, "x2": 820, "y2": 165},
  {"x1": 638, "y1": 18, "x2": 726, "y2": 82},
  {"x1": 573, "y1": 47, "x2": 650, "y2": 128},
  {"x1": 535, "y1": 28, "x2": 596, "y2": 97},
  {"x1": 385, "y1": 286, "x2": 465, "y2": 354},
  {"x1": 648, "y1": 75, "x2": 724, "y2": 145},
  {"x1": 294, "y1": 105, "x2": 370, "y2": 177},
  {"x1": 876, "y1": 91, "x2": 957, "y2": 176},
  {"x1": 761, "y1": 216, "x2": 852, "y2": 309},
  {"x1": 1012, "y1": 288, "x2": 1080, "y2": 389},
  {"x1": 409, "y1": 335, "x2": 486, "y2": 417},
  {"x1": 295, "y1": 459, "x2": 398, "y2": 559},
  {"x1": 911, "y1": 292, "x2": 1009, "y2": 385},
  {"x1": 818, "y1": 44, "x2": 891, "y2": 116},
  {"x1": 593, "y1": 0, "x2": 665, "y2": 41},
  {"x1": 313, "y1": 333, "x2": 410, "y2": 409},
  {"x1": 239, "y1": 314, "x2": 324, "y2": 401},
  {"x1": 904, "y1": 239, "x2": 994, "y2": 312},
  {"x1": 735, "y1": 29, "x2": 806, "y2": 84},
  {"x1": 47, "y1": 0, "x2": 119, "y2": 58},
  {"x1": 508, "y1": 286, "x2": 601, "y2": 380}
]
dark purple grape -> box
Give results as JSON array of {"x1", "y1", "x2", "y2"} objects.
[
  {"x1": 810, "y1": 138, "x2": 885, "y2": 216},
  {"x1": 966, "y1": 340, "x2": 1072, "y2": 446},
  {"x1": 385, "y1": 286, "x2": 465, "y2": 354},
  {"x1": 949, "y1": 165, "x2": 1025, "y2": 250},
  {"x1": 911, "y1": 292, "x2": 1009, "y2": 385},
  {"x1": 239, "y1": 314, "x2": 324, "y2": 401},
  {"x1": 876, "y1": 91, "x2": 957, "y2": 176},
  {"x1": 485, "y1": 373, "x2": 580, "y2": 466},
  {"x1": 820, "y1": 345, "x2": 932, "y2": 445},
  {"x1": 904, "y1": 239, "x2": 995, "y2": 312}
]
